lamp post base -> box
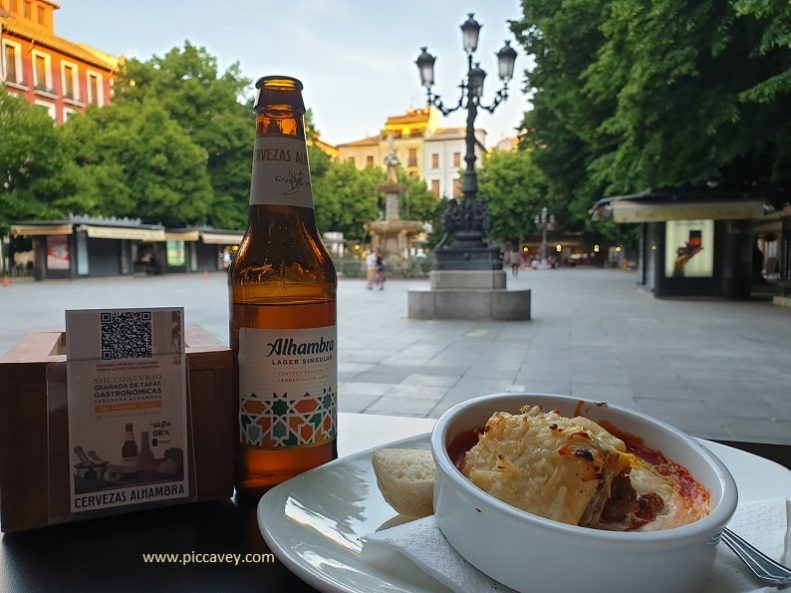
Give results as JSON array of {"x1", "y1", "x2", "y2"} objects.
[
  {"x1": 407, "y1": 284, "x2": 531, "y2": 321},
  {"x1": 434, "y1": 244, "x2": 503, "y2": 271}
]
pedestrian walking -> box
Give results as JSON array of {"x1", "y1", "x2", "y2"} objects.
[
  {"x1": 375, "y1": 250, "x2": 386, "y2": 290},
  {"x1": 505, "y1": 248, "x2": 520, "y2": 277},
  {"x1": 365, "y1": 250, "x2": 378, "y2": 289}
]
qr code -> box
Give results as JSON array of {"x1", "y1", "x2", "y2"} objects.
[{"x1": 100, "y1": 311, "x2": 153, "y2": 360}]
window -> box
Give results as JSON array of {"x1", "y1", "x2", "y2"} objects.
[
  {"x1": 431, "y1": 179, "x2": 440, "y2": 198},
  {"x1": 346, "y1": 156, "x2": 355, "y2": 166},
  {"x1": 34, "y1": 99, "x2": 55, "y2": 120},
  {"x1": 366, "y1": 155, "x2": 374, "y2": 167},
  {"x1": 62, "y1": 62, "x2": 79, "y2": 100},
  {"x1": 431, "y1": 153, "x2": 439, "y2": 169},
  {"x1": 453, "y1": 152, "x2": 461, "y2": 168},
  {"x1": 87, "y1": 71, "x2": 104, "y2": 105},
  {"x1": 36, "y1": 3, "x2": 45, "y2": 24},
  {"x1": 453, "y1": 179, "x2": 462, "y2": 198},
  {"x1": 32, "y1": 51, "x2": 52, "y2": 92},
  {"x1": 63, "y1": 107, "x2": 78, "y2": 122},
  {"x1": 2, "y1": 41, "x2": 22, "y2": 85},
  {"x1": 408, "y1": 148, "x2": 418, "y2": 167},
  {"x1": 23, "y1": 0, "x2": 31, "y2": 18}
]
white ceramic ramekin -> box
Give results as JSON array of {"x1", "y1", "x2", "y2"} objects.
[{"x1": 431, "y1": 393, "x2": 738, "y2": 593}]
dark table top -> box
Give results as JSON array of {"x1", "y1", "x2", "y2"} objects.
[{"x1": 2, "y1": 414, "x2": 790, "y2": 593}]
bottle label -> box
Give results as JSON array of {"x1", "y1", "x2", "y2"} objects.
[
  {"x1": 238, "y1": 325, "x2": 337, "y2": 449},
  {"x1": 249, "y1": 136, "x2": 314, "y2": 208},
  {"x1": 122, "y1": 456, "x2": 138, "y2": 473}
]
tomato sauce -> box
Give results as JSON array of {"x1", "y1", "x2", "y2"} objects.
[
  {"x1": 447, "y1": 429, "x2": 481, "y2": 471},
  {"x1": 599, "y1": 420, "x2": 709, "y2": 504}
]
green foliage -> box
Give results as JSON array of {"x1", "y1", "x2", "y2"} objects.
[
  {"x1": 477, "y1": 148, "x2": 549, "y2": 244},
  {"x1": 59, "y1": 105, "x2": 135, "y2": 217},
  {"x1": 60, "y1": 99, "x2": 213, "y2": 226},
  {"x1": 331, "y1": 253, "x2": 433, "y2": 279},
  {"x1": 308, "y1": 144, "x2": 332, "y2": 179},
  {"x1": 113, "y1": 42, "x2": 253, "y2": 228},
  {"x1": 511, "y1": 0, "x2": 791, "y2": 239},
  {"x1": 123, "y1": 100, "x2": 213, "y2": 226},
  {"x1": 0, "y1": 92, "x2": 76, "y2": 233},
  {"x1": 312, "y1": 162, "x2": 384, "y2": 240},
  {"x1": 396, "y1": 170, "x2": 437, "y2": 223}
]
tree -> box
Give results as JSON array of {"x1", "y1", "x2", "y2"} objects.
[
  {"x1": 60, "y1": 99, "x2": 213, "y2": 226},
  {"x1": 123, "y1": 100, "x2": 213, "y2": 226},
  {"x1": 397, "y1": 170, "x2": 440, "y2": 224},
  {"x1": 477, "y1": 148, "x2": 548, "y2": 245},
  {"x1": 511, "y1": 0, "x2": 611, "y2": 233},
  {"x1": 312, "y1": 162, "x2": 383, "y2": 240},
  {"x1": 113, "y1": 42, "x2": 253, "y2": 228},
  {"x1": 0, "y1": 92, "x2": 76, "y2": 234},
  {"x1": 511, "y1": 0, "x2": 791, "y2": 233},
  {"x1": 59, "y1": 104, "x2": 134, "y2": 218}
]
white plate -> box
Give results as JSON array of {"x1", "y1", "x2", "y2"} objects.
[{"x1": 258, "y1": 435, "x2": 791, "y2": 593}]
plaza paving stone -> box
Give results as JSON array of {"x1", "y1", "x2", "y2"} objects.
[{"x1": 1, "y1": 268, "x2": 789, "y2": 444}]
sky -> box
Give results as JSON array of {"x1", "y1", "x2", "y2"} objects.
[{"x1": 56, "y1": 0, "x2": 530, "y2": 146}]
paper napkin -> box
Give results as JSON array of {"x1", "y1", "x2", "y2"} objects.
[{"x1": 361, "y1": 498, "x2": 790, "y2": 593}]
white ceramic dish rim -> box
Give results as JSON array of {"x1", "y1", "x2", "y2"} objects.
[{"x1": 431, "y1": 393, "x2": 739, "y2": 544}]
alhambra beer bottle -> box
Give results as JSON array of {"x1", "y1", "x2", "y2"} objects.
[{"x1": 229, "y1": 76, "x2": 337, "y2": 493}]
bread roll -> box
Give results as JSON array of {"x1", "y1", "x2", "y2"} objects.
[{"x1": 372, "y1": 448, "x2": 435, "y2": 517}]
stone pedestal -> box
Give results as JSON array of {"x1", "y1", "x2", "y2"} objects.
[
  {"x1": 408, "y1": 270, "x2": 531, "y2": 321},
  {"x1": 430, "y1": 270, "x2": 506, "y2": 289}
]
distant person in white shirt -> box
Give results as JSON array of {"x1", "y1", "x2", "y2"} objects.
[{"x1": 366, "y1": 251, "x2": 378, "y2": 289}]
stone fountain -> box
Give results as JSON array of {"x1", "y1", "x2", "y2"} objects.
[{"x1": 364, "y1": 136, "x2": 422, "y2": 259}]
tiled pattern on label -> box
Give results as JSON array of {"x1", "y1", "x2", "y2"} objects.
[{"x1": 240, "y1": 386, "x2": 336, "y2": 448}]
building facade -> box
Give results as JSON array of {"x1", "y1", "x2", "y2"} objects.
[
  {"x1": 335, "y1": 134, "x2": 380, "y2": 169},
  {"x1": 0, "y1": 0, "x2": 117, "y2": 124},
  {"x1": 423, "y1": 127, "x2": 486, "y2": 199},
  {"x1": 337, "y1": 108, "x2": 442, "y2": 176},
  {"x1": 591, "y1": 190, "x2": 766, "y2": 299},
  {"x1": 336, "y1": 106, "x2": 488, "y2": 196},
  {"x1": 10, "y1": 217, "x2": 243, "y2": 280}
]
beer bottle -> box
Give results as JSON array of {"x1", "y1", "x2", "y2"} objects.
[
  {"x1": 229, "y1": 75, "x2": 338, "y2": 493},
  {"x1": 121, "y1": 422, "x2": 139, "y2": 479}
]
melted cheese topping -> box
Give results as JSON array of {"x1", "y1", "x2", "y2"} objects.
[{"x1": 461, "y1": 405, "x2": 710, "y2": 531}]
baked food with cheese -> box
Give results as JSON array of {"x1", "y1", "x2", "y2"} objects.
[
  {"x1": 372, "y1": 448, "x2": 435, "y2": 517},
  {"x1": 462, "y1": 406, "x2": 709, "y2": 531}
]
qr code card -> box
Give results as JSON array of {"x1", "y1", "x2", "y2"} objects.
[
  {"x1": 66, "y1": 307, "x2": 184, "y2": 362},
  {"x1": 65, "y1": 307, "x2": 189, "y2": 513}
]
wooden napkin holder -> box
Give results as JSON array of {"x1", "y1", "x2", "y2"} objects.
[{"x1": 0, "y1": 326, "x2": 234, "y2": 532}]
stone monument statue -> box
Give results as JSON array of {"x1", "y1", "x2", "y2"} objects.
[{"x1": 364, "y1": 134, "x2": 422, "y2": 259}]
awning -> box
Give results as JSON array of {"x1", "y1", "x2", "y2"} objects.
[
  {"x1": 11, "y1": 224, "x2": 73, "y2": 236},
  {"x1": 609, "y1": 200, "x2": 764, "y2": 223},
  {"x1": 165, "y1": 231, "x2": 200, "y2": 241},
  {"x1": 753, "y1": 213, "x2": 782, "y2": 234},
  {"x1": 201, "y1": 232, "x2": 243, "y2": 245},
  {"x1": 79, "y1": 225, "x2": 166, "y2": 241}
]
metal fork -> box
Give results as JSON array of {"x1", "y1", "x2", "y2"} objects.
[{"x1": 720, "y1": 527, "x2": 791, "y2": 586}]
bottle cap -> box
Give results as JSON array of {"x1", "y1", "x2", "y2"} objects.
[{"x1": 254, "y1": 75, "x2": 305, "y2": 113}]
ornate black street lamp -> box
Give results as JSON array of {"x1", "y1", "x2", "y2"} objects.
[{"x1": 416, "y1": 14, "x2": 517, "y2": 269}]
